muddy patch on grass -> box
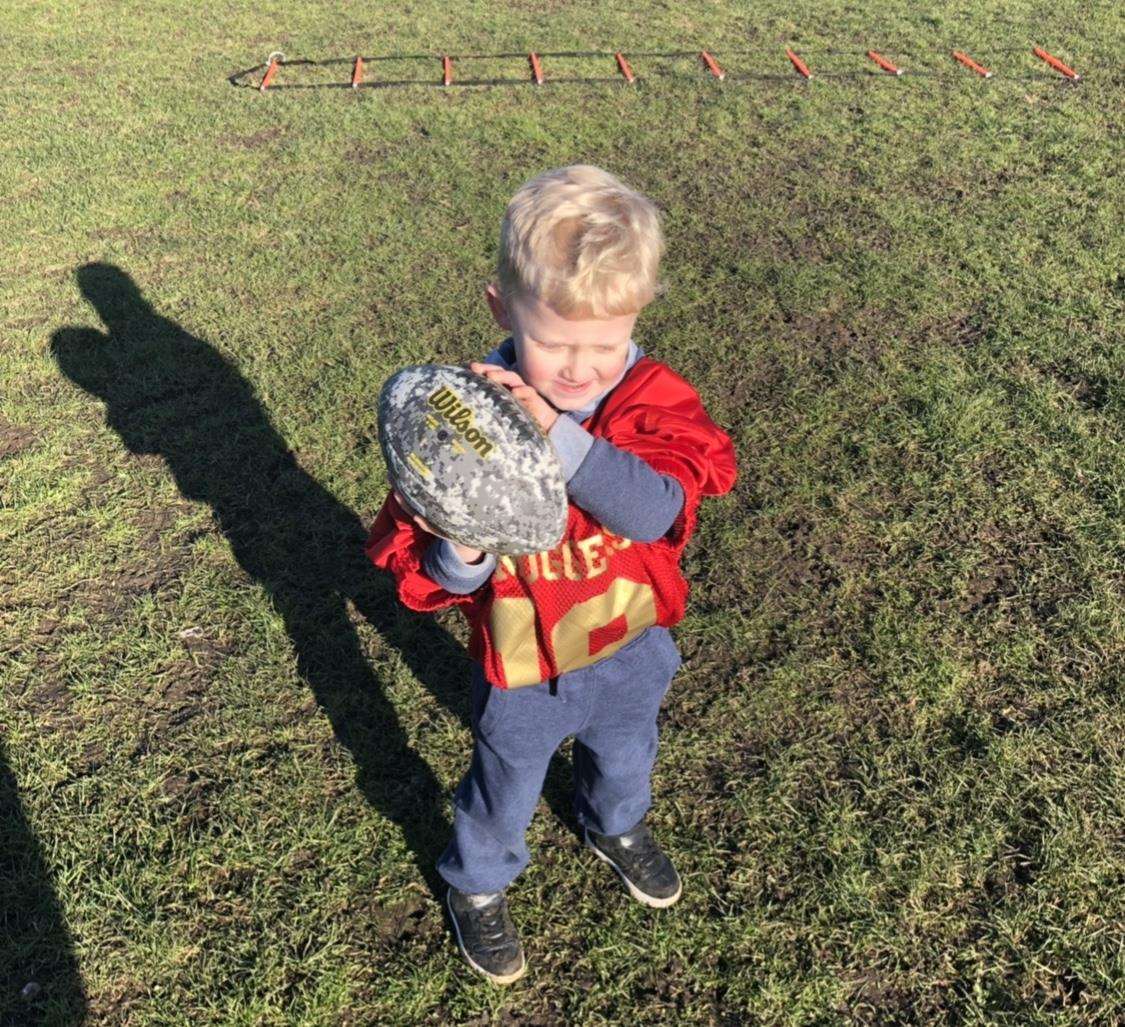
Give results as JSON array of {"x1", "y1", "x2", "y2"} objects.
[
  {"x1": 942, "y1": 308, "x2": 991, "y2": 350},
  {"x1": 57, "y1": 455, "x2": 118, "y2": 511},
  {"x1": 82, "y1": 564, "x2": 182, "y2": 620},
  {"x1": 950, "y1": 556, "x2": 1021, "y2": 616},
  {"x1": 700, "y1": 746, "x2": 769, "y2": 796},
  {"x1": 160, "y1": 770, "x2": 230, "y2": 832},
  {"x1": 348, "y1": 894, "x2": 436, "y2": 949},
  {"x1": 1051, "y1": 365, "x2": 1116, "y2": 416},
  {"x1": 15, "y1": 676, "x2": 82, "y2": 732},
  {"x1": 89, "y1": 225, "x2": 161, "y2": 246},
  {"x1": 0, "y1": 417, "x2": 40, "y2": 459},
  {"x1": 82, "y1": 462, "x2": 115, "y2": 494},
  {"x1": 6, "y1": 611, "x2": 81, "y2": 724},
  {"x1": 1034, "y1": 968, "x2": 1088, "y2": 1012},
  {"x1": 131, "y1": 501, "x2": 196, "y2": 549},
  {"x1": 65, "y1": 63, "x2": 98, "y2": 81},
  {"x1": 151, "y1": 637, "x2": 232, "y2": 731},
  {"x1": 220, "y1": 126, "x2": 285, "y2": 150},
  {"x1": 86, "y1": 977, "x2": 150, "y2": 1023},
  {"x1": 839, "y1": 968, "x2": 915, "y2": 1023},
  {"x1": 983, "y1": 832, "x2": 1039, "y2": 902},
  {"x1": 829, "y1": 668, "x2": 917, "y2": 736},
  {"x1": 78, "y1": 523, "x2": 200, "y2": 623},
  {"x1": 346, "y1": 143, "x2": 393, "y2": 165},
  {"x1": 722, "y1": 348, "x2": 788, "y2": 412},
  {"x1": 157, "y1": 770, "x2": 212, "y2": 807},
  {"x1": 10, "y1": 664, "x2": 109, "y2": 785},
  {"x1": 631, "y1": 956, "x2": 693, "y2": 1014},
  {"x1": 109, "y1": 643, "x2": 234, "y2": 771},
  {"x1": 159, "y1": 667, "x2": 208, "y2": 726},
  {"x1": 126, "y1": 453, "x2": 167, "y2": 471},
  {"x1": 688, "y1": 502, "x2": 869, "y2": 624},
  {"x1": 779, "y1": 311, "x2": 892, "y2": 372},
  {"x1": 31, "y1": 615, "x2": 64, "y2": 640}
]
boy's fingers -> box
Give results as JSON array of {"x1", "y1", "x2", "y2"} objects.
[
  {"x1": 473, "y1": 365, "x2": 525, "y2": 388},
  {"x1": 514, "y1": 385, "x2": 549, "y2": 409},
  {"x1": 469, "y1": 361, "x2": 516, "y2": 377}
]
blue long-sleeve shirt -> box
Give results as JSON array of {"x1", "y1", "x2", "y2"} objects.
[{"x1": 422, "y1": 338, "x2": 684, "y2": 593}]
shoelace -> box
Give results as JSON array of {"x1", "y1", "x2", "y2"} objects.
[
  {"x1": 616, "y1": 823, "x2": 666, "y2": 872},
  {"x1": 471, "y1": 901, "x2": 512, "y2": 950},
  {"x1": 628, "y1": 831, "x2": 665, "y2": 875}
]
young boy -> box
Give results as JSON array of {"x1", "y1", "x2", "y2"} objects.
[{"x1": 365, "y1": 164, "x2": 737, "y2": 984}]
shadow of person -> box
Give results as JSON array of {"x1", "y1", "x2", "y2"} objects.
[
  {"x1": 50, "y1": 263, "x2": 472, "y2": 894},
  {"x1": 1, "y1": 741, "x2": 88, "y2": 1025}
]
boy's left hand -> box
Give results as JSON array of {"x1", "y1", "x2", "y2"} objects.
[{"x1": 469, "y1": 362, "x2": 558, "y2": 433}]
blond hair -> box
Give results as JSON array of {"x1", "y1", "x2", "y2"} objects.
[{"x1": 496, "y1": 165, "x2": 666, "y2": 319}]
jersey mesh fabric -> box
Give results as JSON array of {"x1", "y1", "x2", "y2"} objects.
[{"x1": 365, "y1": 356, "x2": 737, "y2": 688}]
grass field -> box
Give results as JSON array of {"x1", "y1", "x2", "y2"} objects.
[{"x1": 2, "y1": 1, "x2": 1124, "y2": 1023}]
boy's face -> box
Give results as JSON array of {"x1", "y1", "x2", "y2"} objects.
[{"x1": 485, "y1": 284, "x2": 638, "y2": 411}]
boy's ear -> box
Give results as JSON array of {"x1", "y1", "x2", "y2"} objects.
[{"x1": 484, "y1": 283, "x2": 512, "y2": 330}]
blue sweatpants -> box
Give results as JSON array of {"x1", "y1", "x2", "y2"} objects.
[{"x1": 437, "y1": 625, "x2": 683, "y2": 895}]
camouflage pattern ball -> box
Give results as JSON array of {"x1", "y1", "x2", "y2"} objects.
[{"x1": 377, "y1": 364, "x2": 569, "y2": 556}]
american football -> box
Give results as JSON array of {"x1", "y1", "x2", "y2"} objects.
[{"x1": 377, "y1": 363, "x2": 569, "y2": 555}]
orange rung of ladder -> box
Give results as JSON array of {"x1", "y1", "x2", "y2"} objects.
[
  {"x1": 528, "y1": 52, "x2": 544, "y2": 85},
  {"x1": 260, "y1": 52, "x2": 283, "y2": 92},
  {"x1": 699, "y1": 50, "x2": 725, "y2": 79},
  {"x1": 786, "y1": 48, "x2": 812, "y2": 79},
  {"x1": 866, "y1": 50, "x2": 903, "y2": 76},
  {"x1": 615, "y1": 51, "x2": 636, "y2": 84},
  {"x1": 442, "y1": 55, "x2": 454, "y2": 86},
  {"x1": 351, "y1": 56, "x2": 365, "y2": 89},
  {"x1": 951, "y1": 50, "x2": 991, "y2": 78},
  {"x1": 1033, "y1": 46, "x2": 1080, "y2": 80}
]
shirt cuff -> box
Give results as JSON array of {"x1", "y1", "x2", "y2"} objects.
[
  {"x1": 548, "y1": 414, "x2": 596, "y2": 481},
  {"x1": 422, "y1": 539, "x2": 497, "y2": 594}
]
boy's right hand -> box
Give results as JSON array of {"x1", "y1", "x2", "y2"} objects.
[{"x1": 392, "y1": 490, "x2": 487, "y2": 565}]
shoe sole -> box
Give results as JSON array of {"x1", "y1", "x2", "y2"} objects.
[
  {"x1": 585, "y1": 833, "x2": 683, "y2": 909},
  {"x1": 445, "y1": 890, "x2": 527, "y2": 986}
]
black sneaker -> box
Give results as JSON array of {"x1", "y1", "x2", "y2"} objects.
[
  {"x1": 445, "y1": 888, "x2": 526, "y2": 985},
  {"x1": 586, "y1": 820, "x2": 683, "y2": 908}
]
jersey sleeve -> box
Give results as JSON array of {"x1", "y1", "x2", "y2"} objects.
[
  {"x1": 363, "y1": 493, "x2": 481, "y2": 613},
  {"x1": 593, "y1": 367, "x2": 737, "y2": 556}
]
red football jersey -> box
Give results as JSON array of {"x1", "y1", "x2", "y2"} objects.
[{"x1": 365, "y1": 357, "x2": 737, "y2": 688}]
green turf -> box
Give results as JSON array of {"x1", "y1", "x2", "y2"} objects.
[{"x1": 2, "y1": 1, "x2": 1123, "y2": 1022}]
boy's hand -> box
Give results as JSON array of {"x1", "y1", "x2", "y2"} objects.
[
  {"x1": 391, "y1": 490, "x2": 486, "y2": 565},
  {"x1": 469, "y1": 362, "x2": 559, "y2": 433}
]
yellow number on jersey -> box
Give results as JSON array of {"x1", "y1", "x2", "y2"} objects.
[{"x1": 491, "y1": 579, "x2": 657, "y2": 687}]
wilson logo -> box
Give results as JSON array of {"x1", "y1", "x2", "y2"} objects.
[{"x1": 427, "y1": 386, "x2": 495, "y2": 458}]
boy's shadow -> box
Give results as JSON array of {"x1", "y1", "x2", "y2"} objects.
[
  {"x1": 51, "y1": 263, "x2": 582, "y2": 892},
  {"x1": 51, "y1": 264, "x2": 486, "y2": 893}
]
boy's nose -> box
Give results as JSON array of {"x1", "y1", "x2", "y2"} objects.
[{"x1": 564, "y1": 353, "x2": 587, "y2": 379}]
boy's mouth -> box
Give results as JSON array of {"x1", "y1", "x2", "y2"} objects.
[{"x1": 555, "y1": 380, "x2": 592, "y2": 395}]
